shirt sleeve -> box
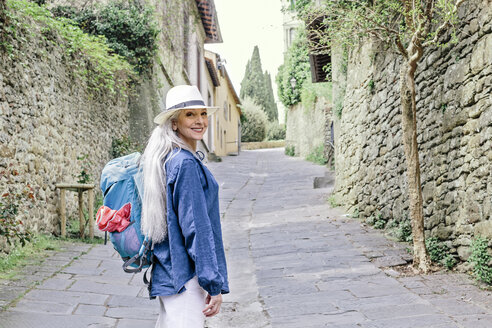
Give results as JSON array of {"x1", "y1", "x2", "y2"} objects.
[{"x1": 172, "y1": 158, "x2": 224, "y2": 296}]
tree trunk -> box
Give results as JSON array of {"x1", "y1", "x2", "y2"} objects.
[{"x1": 399, "y1": 55, "x2": 431, "y2": 273}]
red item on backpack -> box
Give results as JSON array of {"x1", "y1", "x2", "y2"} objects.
[{"x1": 96, "y1": 203, "x2": 132, "y2": 233}]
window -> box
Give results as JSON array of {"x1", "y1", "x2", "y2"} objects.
[
  {"x1": 228, "y1": 104, "x2": 231, "y2": 121},
  {"x1": 223, "y1": 101, "x2": 228, "y2": 121},
  {"x1": 289, "y1": 28, "x2": 296, "y2": 47}
]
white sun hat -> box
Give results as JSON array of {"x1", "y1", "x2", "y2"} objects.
[{"x1": 154, "y1": 85, "x2": 219, "y2": 125}]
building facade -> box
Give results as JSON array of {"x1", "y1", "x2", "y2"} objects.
[
  {"x1": 281, "y1": 0, "x2": 302, "y2": 55},
  {"x1": 205, "y1": 50, "x2": 242, "y2": 156},
  {"x1": 144, "y1": 0, "x2": 223, "y2": 155}
]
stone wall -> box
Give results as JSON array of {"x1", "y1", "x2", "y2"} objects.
[
  {"x1": 0, "y1": 14, "x2": 129, "y2": 237},
  {"x1": 333, "y1": 0, "x2": 492, "y2": 260},
  {"x1": 286, "y1": 97, "x2": 331, "y2": 158}
]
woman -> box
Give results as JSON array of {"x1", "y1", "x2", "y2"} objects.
[{"x1": 140, "y1": 85, "x2": 229, "y2": 328}]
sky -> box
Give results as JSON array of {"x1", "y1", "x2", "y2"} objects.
[{"x1": 205, "y1": 0, "x2": 285, "y2": 105}]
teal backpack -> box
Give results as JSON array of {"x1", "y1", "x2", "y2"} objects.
[{"x1": 99, "y1": 152, "x2": 152, "y2": 273}]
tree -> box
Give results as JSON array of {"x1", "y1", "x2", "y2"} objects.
[
  {"x1": 264, "y1": 71, "x2": 279, "y2": 121},
  {"x1": 301, "y1": 0, "x2": 466, "y2": 272},
  {"x1": 240, "y1": 46, "x2": 278, "y2": 121},
  {"x1": 276, "y1": 27, "x2": 311, "y2": 107},
  {"x1": 239, "y1": 97, "x2": 268, "y2": 142}
]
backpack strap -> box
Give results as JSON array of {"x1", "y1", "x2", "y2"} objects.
[
  {"x1": 122, "y1": 237, "x2": 152, "y2": 273},
  {"x1": 143, "y1": 254, "x2": 156, "y2": 300}
]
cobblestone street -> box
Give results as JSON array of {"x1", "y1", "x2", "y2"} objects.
[{"x1": 1, "y1": 148, "x2": 491, "y2": 328}]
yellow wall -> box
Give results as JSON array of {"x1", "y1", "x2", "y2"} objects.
[
  {"x1": 213, "y1": 86, "x2": 241, "y2": 156},
  {"x1": 205, "y1": 51, "x2": 241, "y2": 156}
]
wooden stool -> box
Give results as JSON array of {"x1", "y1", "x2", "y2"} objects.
[{"x1": 55, "y1": 183, "x2": 95, "y2": 239}]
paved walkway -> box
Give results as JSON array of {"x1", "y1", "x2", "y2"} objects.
[{"x1": 1, "y1": 148, "x2": 491, "y2": 327}]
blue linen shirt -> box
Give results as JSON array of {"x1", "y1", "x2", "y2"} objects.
[{"x1": 150, "y1": 149, "x2": 229, "y2": 297}]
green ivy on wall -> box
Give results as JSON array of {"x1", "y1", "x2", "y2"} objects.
[
  {"x1": 51, "y1": 0, "x2": 159, "y2": 75},
  {"x1": 276, "y1": 27, "x2": 311, "y2": 107},
  {"x1": 277, "y1": 26, "x2": 332, "y2": 110},
  {"x1": 3, "y1": 0, "x2": 133, "y2": 96}
]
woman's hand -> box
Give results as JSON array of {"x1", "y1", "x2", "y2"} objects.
[{"x1": 203, "y1": 294, "x2": 222, "y2": 317}]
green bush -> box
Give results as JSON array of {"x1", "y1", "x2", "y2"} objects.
[
  {"x1": 266, "y1": 122, "x2": 286, "y2": 141},
  {"x1": 285, "y1": 145, "x2": 295, "y2": 156},
  {"x1": 366, "y1": 216, "x2": 375, "y2": 226},
  {"x1": 426, "y1": 237, "x2": 449, "y2": 263},
  {"x1": 51, "y1": 0, "x2": 159, "y2": 75},
  {"x1": 396, "y1": 219, "x2": 413, "y2": 242},
  {"x1": 443, "y1": 254, "x2": 457, "y2": 270},
  {"x1": 327, "y1": 195, "x2": 339, "y2": 208},
  {"x1": 468, "y1": 237, "x2": 492, "y2": 284},
  {"x1": 366, "y1": 212, "x2": 385, "y2": 229},
  {"x1": 374, "y1": 218, "x2": 386, "y2": 229},
  {"x1": 240, "y1": 98, "x2": 268, "y2": 142},
  {"x1": 306, "y1": 144, "x2": 328, "y2": 165}
]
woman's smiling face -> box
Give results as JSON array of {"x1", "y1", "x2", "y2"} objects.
[{"x1": 174, "y1": 108, "x2": 209, "y2": 150}]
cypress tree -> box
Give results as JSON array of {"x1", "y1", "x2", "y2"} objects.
[
  {"x1": 264, "y1": 71, "x2": 278, "y2": 121},
  {"x1": 240, "y1": 46, "x2": 278, "y2": 121}
]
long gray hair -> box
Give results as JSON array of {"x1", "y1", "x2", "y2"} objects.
[{"x1": 140, "y1": 111, "x2": 196, "y2": 243}]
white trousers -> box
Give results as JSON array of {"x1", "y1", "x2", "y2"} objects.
[{"x1": 155, "y1": 276, "x2": 207, "y2": 328}]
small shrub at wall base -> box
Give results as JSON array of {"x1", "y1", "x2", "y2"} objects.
[
  {"x1": 0, "y1": 195, "x2": 32, "y2": 248},
  {"x1": 468, "y1": 237, "x2": 492, "y2": 285},
  {"x1": 374, "y1": 217, "x2": 386, "y2": 229},
  {"x1": 327, "y1": 195, "x2": 339, "y2": 208},
  {"x1": 285, "y1": 145, "x2": 295, "y2": 156},
  {"x1": 426, "y1": 237, "x2": 455, "y2": 269},
  {"x1": 0, "y1": 168, "x2": 34, "y2": 250},
  {"x1": 306, "y1": 145, "x2": 328, "y2": 165},
  {"x1": 443, "y1": 254, "x2": 457, "y2": 270},
  {"x1": 396, "y1": 219, "x2": 413, "y2": 242}
]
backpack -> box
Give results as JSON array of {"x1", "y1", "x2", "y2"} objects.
[{"x1": 98, "y1": 152, "x2": 152, "y2": 273}]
